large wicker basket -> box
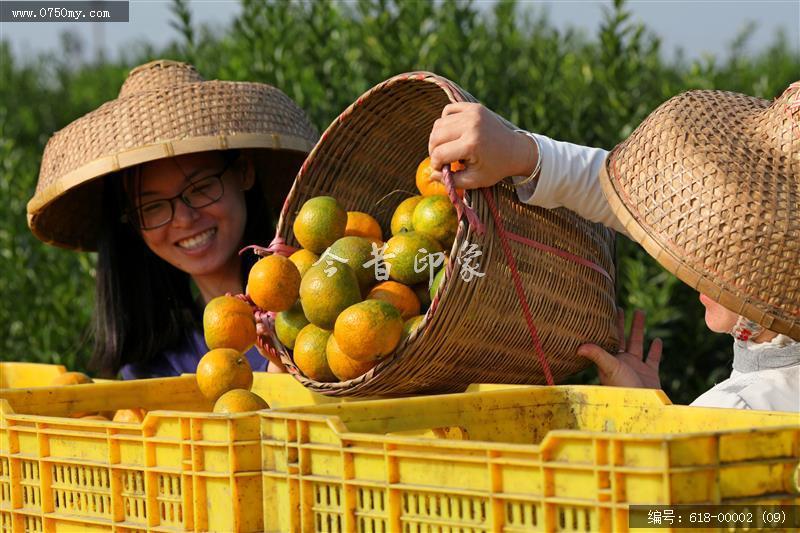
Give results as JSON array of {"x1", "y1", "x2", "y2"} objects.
[{"x1": 270, "y1": 72, "x2": 619, "y2": 396}]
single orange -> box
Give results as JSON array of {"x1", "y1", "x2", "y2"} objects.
[
  {"x1": 213, "y1": 389, "x2": 269, "y2": 413},
  {"x1": 247, "y1": 254, "x2": 301, "y2": 312},
  {"x1": 430, "y1": 267, "x2": 446, "y2": 301},
  {"x1": 293, "y1": 324, "x2": 337, "y2": 382},
  {"x1": 203, "y1": 295, "x2": 256, "y2": 353},
  {"x1": 196, "y1": 348, "x2": 254, "y2": 402},
  {"x1": 401, "y1": 315, "x2": 425, "y2": 342},
  {"x1": 345, "y1": 211, "x2": 383, "y2": 241},
  {"x1": 390, "y1": 195, "x2": 423, "y2": 236},
  {"x1": 333, "y1": 300, "x2": 403, "y2": 362},
  {"x1": 415, "y1": 157, "x2": 464, "y2": 198},
  {"x1": 113, "y1": 408, "x2": 147, "y2": 423},
  {"x1": 289, "y1": 249, "x2": 319, "y2": 278},
  {"x1": 326, "y1": 334, "x2": 378, "y2": 381},
  {"x1": 327, "y1": 236, "x2": 381, "y2": 295},
  {"x1": 293, "y1": 196, "x2": 348, "y2": 253},
  {"x1": 51, "y1": 371, "x2": 93, "y2": 386},
  {"x1": 412, "y1": 194, "x2": 459, "y2": 249},
  {"x1": 384, "y1": 231, "x2": 443, "y2": 285},
  {"x1": 299, "y1": 262, "x2": 362, "y2": 330},
  {"x1": 367, "y1": 281, "x2": 421, "y2": 320},
  {"x1": 274, "y1": 301, "x2": 310, "y2": 350}
]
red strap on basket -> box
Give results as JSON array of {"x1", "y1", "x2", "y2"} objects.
[
  {"x1": 503, "y1": 233, "x2": 612, "y2": 284},
  {"x1": 239, "y1": 236, "x2": 298, "y2": 258},
  {"x1": 443, "y1": 170, "x2": 485, "y2": 235},
  {"x1": 228, "y1": 291, "x2": 281, "y2": 363},
  {"x1": 442, "y1": 167, "x2": 554, "y2": 385}
]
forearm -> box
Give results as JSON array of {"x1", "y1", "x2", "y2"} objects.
[{"x1": 513, "y1": 133, "x2": 630, "y2": 237}]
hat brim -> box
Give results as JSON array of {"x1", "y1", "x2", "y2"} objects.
[
  {"x1": 28, "y1": 133, "x2": 313, "y2": 251},
  {"x1": 599, "y1": 157, "x2": 800, "y2": 340},
  {"x1": 28, "y1": 66, "x2": 319, "y2": 250}
]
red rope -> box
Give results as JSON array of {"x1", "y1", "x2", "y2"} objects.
[
  {"x1": 226, "y1": 293, "x2": 279, "y2": 361},
  {"x1": 239, "y1": 236, "x2": 298, "y2": 258},
  {"x1": 442, "y1": 168, "x2": 485, "y2": 234},
  {"x1": 482, "y1": 187, "x2": 555, "y2": 385},
  {"x1": 440, "y1": 167, "x2": 611, "y2": 281},
  {"x1": 504, "y1": 232, "x2": 612, "y2": 283},
  {"x1": 442, "y1": 167, "x2": 554, "y2": 385}
]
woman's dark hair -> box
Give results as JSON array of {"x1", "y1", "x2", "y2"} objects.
[{"x1": 89, "y1": 150, "x2": 274, "y2": 377}]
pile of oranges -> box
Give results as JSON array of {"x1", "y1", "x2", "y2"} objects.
[
  {"x1": 45, "y1": 158, "x2": 461, "y2": 417},
  {"x1": 202, "y1": 157, "x2": 460, "y2": 385},
  {"x1": 195, "y1": 348, "x2": 268, "y2": 413}
]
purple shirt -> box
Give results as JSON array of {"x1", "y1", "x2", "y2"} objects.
[{"x1": 120, "y1": 329, "x2": 268, "y2": 379}]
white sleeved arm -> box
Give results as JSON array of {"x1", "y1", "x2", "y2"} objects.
[
  {"x1": 690, "y1": 366, "x2": 800, "y2": 412},
  {"x1": 512, "y1": 133, "x2": 630, "y2": 238}
]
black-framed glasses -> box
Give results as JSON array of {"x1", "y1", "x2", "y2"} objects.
[{"x1": 122, "y1": 163, "x2": 232, "y2": 230}]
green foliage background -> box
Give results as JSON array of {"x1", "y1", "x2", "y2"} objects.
[{"x1": 1, "y1": 0, "x2": 797, "y2": 403}]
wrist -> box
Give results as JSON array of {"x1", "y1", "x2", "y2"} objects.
[
  {"x1": 511, "y1": 130, "x2": 541, "y2": 186},
  {"x1": 514, "y1": 131, "x2": 537, "y2": 177}
]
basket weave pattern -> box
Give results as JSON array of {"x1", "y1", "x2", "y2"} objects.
[
  {"x1": 273, "y1": 73, "x2": 618, "y2": 396},
  {"x1": 602, "y1": 87, "x2": 799, "y2": 339}
]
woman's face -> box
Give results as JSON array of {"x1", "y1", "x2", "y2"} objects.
[
  {"x1": 131, "y1": 152, "x2": 252, "y2": 279},
  {"x1": 699, "y1": 293, "x2": 739, "y2": 333}
]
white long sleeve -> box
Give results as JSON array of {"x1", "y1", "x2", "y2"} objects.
[
  {"x1": 512, "y1": 134, "x2": 630, "y2": 238},
  {"x1": 690, "y1": 365, "x2": 800, "y2": 412},
  {"x1": 691, "y1": 336, "x2": 800, "y2": 412}
]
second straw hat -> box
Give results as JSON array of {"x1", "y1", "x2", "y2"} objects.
[
  {"x1": 28, "y1": 59, "x2": 319, "y2": 251},
  {"x1": 599, "y1": 83, "x2": 799, "y2": 340}
]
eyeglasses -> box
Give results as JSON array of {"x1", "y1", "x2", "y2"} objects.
[{"x1": 122, "y1": 163, "x2": 232, "y2": 230}]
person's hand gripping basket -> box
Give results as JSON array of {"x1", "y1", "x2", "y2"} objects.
[{"x1": 255, "y1": 72, "x2": 619, "y2": 396}]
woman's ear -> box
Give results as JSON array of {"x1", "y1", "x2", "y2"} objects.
[{"x1": 239, "y1": 155, "x2": 256, "y2": 191}]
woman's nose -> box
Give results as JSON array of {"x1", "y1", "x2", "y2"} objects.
[{"x1": 171, "y1": 198, "x2": 200, "y2": 227}]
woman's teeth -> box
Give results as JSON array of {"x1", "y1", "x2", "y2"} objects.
[{"x1": 177, "y1": 228, "x2": 216, "y2": 249}]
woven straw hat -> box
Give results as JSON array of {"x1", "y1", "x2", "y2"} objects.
[
  {"x1": 27, "y1": 59, "x2": 318, "y2": 251},
  {"x1": 599, "y1": 82, "x2": 800, "y2": 340}
]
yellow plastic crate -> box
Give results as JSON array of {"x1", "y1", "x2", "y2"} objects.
[
  {"x1": 0, "y1": 363, "x2": 67, "y2": 389},
  {"x1": 0, "y1": 372, "x2": 365, "y2": 532},
  {"x1": 0, "y1": 363, "x2": 119, "y2": 389},
  {"x1": 261, "y1": 386, "x2": 800, "y2": 532}
]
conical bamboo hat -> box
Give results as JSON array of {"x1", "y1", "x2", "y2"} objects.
[
  {"x1": 599, "y1": 83, "x2": 800, "y2": 339},
  {"x1": 28, "y1": 59, "x2": 318, "y2": 250}
]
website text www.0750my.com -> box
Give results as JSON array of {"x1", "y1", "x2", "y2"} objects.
[
  {"x1": 9, "y1": 6, "x2": 111, "y2": 21},
  {"x1": 1, "y1": 1, "x2": 130, "y2": 22}
]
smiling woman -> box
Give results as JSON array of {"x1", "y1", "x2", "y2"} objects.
[
  {"x1": 125, "y1": 153, "x2": 251, "y2": 299},
  {"x1": 27, "y1": 60, "x2": 318, "y2": 378}
]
